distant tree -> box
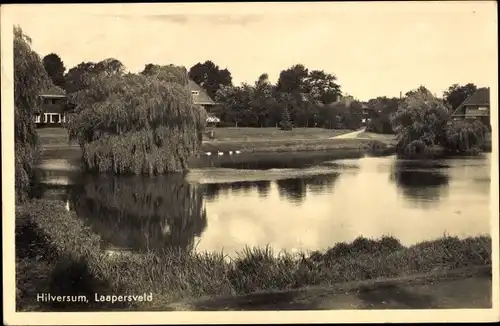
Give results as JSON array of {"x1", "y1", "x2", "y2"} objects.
[
  {"x1": 14, "y1": 25, "x2": 53, "y2": 202},
  {"x1": 65, "y1": 58, "x2": 125, "y2": 94},
  {"x1": 443, "y1": 83, "x2": 478, "y2": 112},
  {"x1": 279, "y1": 106, "x2": 293, "y2": 131},
  {"x1": 305, "y1": 70, "x2": 342, "y2": 104},
  {"x1": 214, "y1": 84, "x2": 253, "y2": 127},
  {"x1": 276, "y1": 64, "x2": 309, "y2": 93},
  {"x1": 365, "y1": 97, "x2": 400, "y2": 134},
  {"x1": 188, "y1": 60, "x2": 232, "y2": 99},
  {"x1": 42, "y1": 53, "x2": 66, "y2": 89}
]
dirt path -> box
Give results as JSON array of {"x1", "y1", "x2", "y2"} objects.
[
  {"x1": 166, "y1": 266, "x2": 492, "y2": 311},
  {"x1": 329, "y1": 128, "x2": 368, "y2": 139}
]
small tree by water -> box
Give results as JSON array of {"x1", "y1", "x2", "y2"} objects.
[
  {"x1": 67, "y1": 64, "x2": 207, "y2": 174},
  {"x1": 390, "y1": 87, "x2": 450, "y2": 155}
]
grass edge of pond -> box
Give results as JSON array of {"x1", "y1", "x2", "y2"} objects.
[{"x1": 15, "y1": 199, "x2": 492, "y2": 311}]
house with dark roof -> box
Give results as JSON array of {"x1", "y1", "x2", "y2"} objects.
[
  {"x1": 34, "y1": 80, "x2": 221, "y2": 128},
  {"x1": 451, "y1": 87, "x2": 490, "y2": 127},
  {"x1": 34, "y1": 85, "x2": 71, "y2": 128},
  {"x1": 188, "y1": 79, "x2": 220, "y2": 124}
]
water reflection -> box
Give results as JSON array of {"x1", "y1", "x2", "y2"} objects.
[
  {"x1": 203, "y1": 181, "x2": 271, "y2": 201},
  {"x1": 275, "y1": 174, "x2": 341, "y2": 203},
  {"x1": 390, "y1": 160, "x2": 450, "y2": 207},
  {"x1": 69, "y1": 174, "x2": 207, "y2": 252}
]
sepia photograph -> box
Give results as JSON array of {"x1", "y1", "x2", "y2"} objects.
[{"x1": 1, "y1": 1, "x2": 499, "y2": 324}]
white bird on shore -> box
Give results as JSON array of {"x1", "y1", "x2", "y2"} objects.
[
  {"x1": 235, "y1": 150, "x2": 241, "y2": 154},
  {"x1": 65, "y1": 200, "x2": 70, "y2": 211},
  {"x1": 205, "y1": 152, "x2": 212, "y2": 156},
  {"x1": 217, "y1": 151, "x2": 224, "y2": 156},
  {"x1": 229, "y1": 151, "x2": 233, "y2": 155}
]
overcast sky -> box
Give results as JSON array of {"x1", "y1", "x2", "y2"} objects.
[{"x1": 5, "y1": 1, "x2": 498, "y2": 100}]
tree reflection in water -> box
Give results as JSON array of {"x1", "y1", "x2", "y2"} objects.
[
  {"x1": 276, "y1": 173, "x2": 341, "y2": 204},
  {"x1": 390, "y1": 160, "x2": 450, "y2": 207},
  {"x1": 69, "y1": 174, "x2": 207, "y2": 252},
  {"x1": 202, "y1": 181, "x2": 271, "y2": 201}
]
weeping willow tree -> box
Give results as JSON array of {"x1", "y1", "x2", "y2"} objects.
[
  {"x1": 69, "y1": 174, "x2": 207, "y2": 251},
  {"x1": 14, "y1": 26, "x2": 53, "y2": 202},
  {"x1": 66, "y1": 63, "x2": 207, "y2": 174},
  {"x1": 442, "y1": 119, "x2": 489, "y2": 154},
  {"x1": 390, "y1": 87, "x2": 450, "y2": 155}
]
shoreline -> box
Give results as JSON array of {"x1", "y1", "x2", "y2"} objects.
[{"x1": 16, "y1": 200, "x2": 492, "y2": 311}]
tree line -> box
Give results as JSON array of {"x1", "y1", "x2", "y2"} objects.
[{"x1": 43, "y1": 52, "x2": 483, "y2": 132}]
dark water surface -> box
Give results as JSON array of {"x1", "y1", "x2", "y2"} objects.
[{"x1": 33, "y1": 153, "x2": 492, "y2": 256}]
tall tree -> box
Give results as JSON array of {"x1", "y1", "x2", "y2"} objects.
[
  {"x1": 42, "y1": 53, "x2": 66, "y2": 89},
  {"x1": 305, "y1": 70, "x2": 342, "y2": 104},
  {"x1": 188, "y1": 60, "x2": 232, "y2": 99},
  {"x1": 14, "y1": 26, "x2": 53, "y2": 202},
  {"x1": 276, "y1": 64, "x2": 309, "y2": 93},
  {"x1": 443, "y1": 83, "x2": 478, "y2": 112}
]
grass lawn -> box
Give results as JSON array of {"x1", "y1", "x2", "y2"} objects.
[
  {"x1": 358, "y1": 131, "x2": 398, "y2": 144},
  {"x1": 37, "y1": 127, "x2": 385, "y2": 154},
  {"x1": 206, "y1": 127, "x2": 351, "y2": 142}
]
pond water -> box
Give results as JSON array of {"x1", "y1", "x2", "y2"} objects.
[{"x1": 32, "y1": 152, "x2": 492, "y2": 257}]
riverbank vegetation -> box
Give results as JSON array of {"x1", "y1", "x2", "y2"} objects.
[
  {"x1": 391, "y1": 87, "x2": 490, "y2": 156},
  {"x1": 16, "y1": 199, "x2": 491, "y2": 311}
]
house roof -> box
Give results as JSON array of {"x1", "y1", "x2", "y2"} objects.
[
  {"x1": 461, "y1": 87, "x2": 490, "y2": 106},
  {"x1": 40, "y1": 85, "x2": 66, "y2": 98},
  {"x1": 188, "y1": 79, "x2": 216, "y2": 105},
  {"x1": 452, "y1": 87, "x2": 490, "y2": 116}
]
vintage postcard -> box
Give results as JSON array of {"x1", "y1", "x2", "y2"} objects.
[{"x1": 2, "y1": 1, "x2": 499, "y2": 325}]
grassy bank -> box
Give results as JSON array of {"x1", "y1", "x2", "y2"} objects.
[
  {"x1": 201, "y1": 138, "x2": 388, "y2": 153},
  {"x1": 16, "y1": 199, "x2": 492, "y2": 311},
  {"x1": 206, "y1": 127, "x2": 350, "y2": 141},
  {"x1": 37, "y1": 127, "x2": 393, "y2": 155}
]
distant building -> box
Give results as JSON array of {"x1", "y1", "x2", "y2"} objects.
[
  {"x1": 34, "y1": 81, "x2": 221, "y2": 128},
  {"x1": 451, "y1": 87, "x2": 490, "y2": 127},
  {"x1": 33, "y1": 85, "x2": 70, "y2": 128},
  {"x1": 188, "y1": 79, "x2": 220, "y2": 125}
]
